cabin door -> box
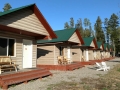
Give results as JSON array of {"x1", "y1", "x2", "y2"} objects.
[{"x1": 23, "y1": 39, "x2": 32, "y2": 68}]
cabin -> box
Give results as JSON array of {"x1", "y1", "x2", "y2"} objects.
[
  {"x1": 0, "y1": 4, "x2": 58, "y2": 90},
  {"x1": 81, "y1": 37, "x2": 98, "y2": 61},
  {"x1": 0, "y1": 4, "x2": 57, "y2": 70},
  {"x1": 37, "y1": 28, "x2": 84, "y2": 70},
  {"x1": 96, "y1": 41, "x2": 104, "y2": 60},
  {"x1": 103, "y1": 43, "x2": 110, "y2": 59}
]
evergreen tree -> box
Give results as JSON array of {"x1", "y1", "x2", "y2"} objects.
[
  {"x1": 76, "y1": 18, "x2": 84, "y2": 37},
  {"x1": 64, "y1": 22, "x2": 70, "y2": 29},
  {"x1": 83, "y1": 18, "x2": 92, "y2": 37},
  {"x1": 94, "y1": 16, "x2": 105, "y2": 43},
  {"x1": 3, "y1": 3, "x2": 12, "y2": 11},
  {"x1": 107, "y1": 13, "x2": 119, "y2": 56},
  {"x1": 70, "y1": 17, "x2": 74, "y2": 28},
  {"x1": 84, "y1": 18, "x2": 90, "y2": 29},
  {"x1": 104, "y1": 18, "x2": 109, "y2": 43},
  {"x1": 84, "y1": 29, "x2": 91, "y2": 37}
]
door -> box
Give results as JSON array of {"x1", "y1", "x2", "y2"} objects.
[{"x1": 23, "y1": 39, "x2": 32, "y2": 68}]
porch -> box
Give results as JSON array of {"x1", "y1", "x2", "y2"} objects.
[
  {"x1": 0, "y1": 68, "x2": 52, "y2": 90},
  {"x1": 37, "y1": 62, "x2": 85, "y2": 71}
]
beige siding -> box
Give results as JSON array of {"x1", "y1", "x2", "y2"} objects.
[
  {"x1": 100, "y1": 45, "x2": 103, "y2": 50},
  {"x1": 96, "y1": 51, "x2": 101, "y2": 59},
  {"x1": 89, "y1": 50, "x2": 94, "y2": 60},
  {"x1": 68, "y1": 32, "x2": 80, "y2": 43},
  {"x1": 90, "y1": 41, "x2": 95, "y2": 47},
  {"x1": 71, "y1": 48, "x2": 82, "y2": 61},
  {"x1": 37, "y1": 45, "x2": 54, "y2": 65},
  {"x1": 0, "y1": 31, "x2": 36, "y2": 69},
  {"x1": 0, "y1": 8, "x2": 49, "y2": 35},
  {"x1": 55, "y1": 45, "x2": 60, "y2": 65}
]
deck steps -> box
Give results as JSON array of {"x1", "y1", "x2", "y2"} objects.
[
  {"x1": 0, "y1": 68, "x2": 52, "y2": 90},
  {"x1": 67, "y1": 63, "x2": 85, "y2": 71}
]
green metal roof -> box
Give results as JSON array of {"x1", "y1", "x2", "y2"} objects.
[
  {"x1": 37, "y1": 28, "x2": 77, "y2": 44},
  {"x1": 0, "y1": 4, "x2": 34, "y2": 17},
  {"x1": 97, "y1": 41, "x2": 102, "y2": 49},
  {"x1": 104, "y1": 43, "x2": 108, "y2": 50},
  {"x1": 82, "y1": 37, "x2": 94, "y2": 46}
]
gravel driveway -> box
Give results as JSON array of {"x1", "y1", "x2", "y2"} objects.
[{"x1": 4, "y1": 58, "x2": 120, "y2": 90}]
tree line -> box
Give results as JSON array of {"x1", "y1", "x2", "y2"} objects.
[{"x1": 64, "y1": 14, "x2": 120, "y2": 55}]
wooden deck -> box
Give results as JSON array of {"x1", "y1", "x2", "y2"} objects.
[
  {"x1": 37, "y1": 57, "x2": 115, "y2": 71},
  {"x1": 78, "y1": 57, "x2": 115, "y2": 66},
  {"x1": 37, "y1": 62, "x2": 85, "y2": 71},
  {"x1": 0, "y1": 68, "x2": 52, "y2": 90}
]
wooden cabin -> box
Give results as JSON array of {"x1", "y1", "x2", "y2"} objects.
[
  {"x1": 71, "y1": 37, "x2": 98, "y2": 62},
  {"x1": 82, "y1": 37, "x2": 98, "y2": 61},
  {"x1": 103, "y1": 43, "x2": 110, "y2": 58},
  {"x1": 96, "y1": 41, "x2": 104, "y2": 60},
  {"x1": 37, "y1": 28, "x2": 84, "y2": 66},
  {"x1": 0, "y1": 4, "x2": 57, "y2": 70}
]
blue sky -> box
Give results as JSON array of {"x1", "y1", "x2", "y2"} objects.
[{"x1": 0, "y1": 0, "x2": 120, "y2": 30}]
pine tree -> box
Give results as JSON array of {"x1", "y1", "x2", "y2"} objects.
[
  {"x1": 83, "y1": 18, "x2": 92, "y2": 37},
  {"x1": 70, "y1": 17, "x2": 74, "y2": 28},
  {"x1": 104, "y1": 18, "x2": 109, "y2": 43},
  {"x1": 3, "y1": 3, "x2": 12, "y2": 11},
  {"x1": 94, "y1": 16, "x2": 105, "y2": 43},
  {"x1": 107, "y1": 13, "x2": 119, "y2": 56},
  {"x1": 64, "y1": 22, "x2": 70, "y2": 29},
  {"x1": 76, "y1": 18, "x2": 84, "y2": 37}
]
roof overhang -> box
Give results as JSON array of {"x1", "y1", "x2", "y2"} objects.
[
  {"x1": 0, "y1": 4, "x2": 57, "y2": 39},
  {"x1": 37, "y1": 41, "x2": 79, "y2": 46},
  {"x1": 32, "y1": 4, "x2": 57, "y2": 39},
  {"x1": 93, "y1": 38, "x2": 98, "y2": 49},
  {"x1": 0, "y1": 24, "x2": 47, "y2": 40},
  {"x1": 75, "y1": 29, "x2": 84, "y2": 45}
]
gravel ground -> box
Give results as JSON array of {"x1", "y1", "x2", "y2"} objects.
[{"x1": 3, "y1": 58, "x2": 120, "y2": 90}]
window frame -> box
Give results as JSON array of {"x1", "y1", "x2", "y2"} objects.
[{"x1": 0, "y1": 37, "x2": 16, "y2": 57}]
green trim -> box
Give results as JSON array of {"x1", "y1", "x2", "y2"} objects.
[{"x1": 37, "y1": 28, "x2": 77, "y2": 44}]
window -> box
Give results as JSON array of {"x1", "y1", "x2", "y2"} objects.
[
  {"x1": 0, "y1": 37, "x2": 15, "y2": 56},
  {"x1": 59, "y1": 47, "x2": 64, "y2": 56}
]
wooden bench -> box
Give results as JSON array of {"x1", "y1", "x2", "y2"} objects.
[{"x1": 0, "y1": 56, "x2": 18, "y2": 74}]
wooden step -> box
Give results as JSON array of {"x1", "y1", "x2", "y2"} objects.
[
  {"x1": 0, "y1": 68, "x2": 52, "y2": 90},
  {"x1": 0, "y1": 69, "x2": 50, "y2": 80}
]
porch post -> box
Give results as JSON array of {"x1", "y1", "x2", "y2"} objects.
[{"x1": 86, "y1": 49, "x2": 89, "y2": 61}]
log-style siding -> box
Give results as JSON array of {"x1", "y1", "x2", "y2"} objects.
[
  {"x1": 89, "y1": 50, "x2": 94, "y2": 60},
  {"x1": 71, "y1": 48, "x2": 82, "y2": 61},
  {"x1": 68, "y1": 32, "x2": 80, "y2": 43},
  {"x1": 90, "y1": 41, "x2": 95, "y2": 47},
  {"x1": 0, "y1": 8, "x2": 49, "y2": 35},
  {"x1": 96, "y1": 51, "x2": 101, "y2": 59},
  {"x1": 0, "y1": 31, "x2": 37, "y2": 69},
  {"x1": 55, "y1": 45, "x2": 60, "y2": 65},
  {"x1": 100, "y1": 45, "x2": 103, "y2": 50},
  {"x1": 37, "y1": 45, "x2": 54, "y2": 65}
]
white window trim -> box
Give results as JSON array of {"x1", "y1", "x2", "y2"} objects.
[{"x1": 0, "y1": 37, "x2": 16, "y2": 57}]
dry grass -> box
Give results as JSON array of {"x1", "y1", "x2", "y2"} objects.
[{"x1": 47, "y1": 64, "x2": 120, "y2": 90}]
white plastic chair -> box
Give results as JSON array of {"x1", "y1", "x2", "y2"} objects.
[
  {"x1": 95, "y1": 62, "x2": 109, "y2": 71},
  {"x1": 101, "y1": 62, "x2": 110, "y2": 71}
]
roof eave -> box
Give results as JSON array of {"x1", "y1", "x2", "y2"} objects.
[
  {"x1": 32, "y1": 4, "x2": 57, "y2": 39},
  {"x1": 75, "y1": 29, "x2": 84, "y2": 45},
  {"x1": 0, "y1": 24, "x2": 46, "y2": 39}
]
